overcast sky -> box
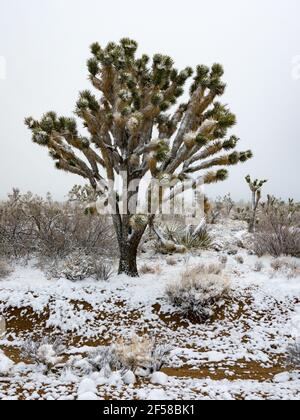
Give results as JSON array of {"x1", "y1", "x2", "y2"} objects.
[{"x1": 0, "y1": 0, "x2": 299, "y2": 201}]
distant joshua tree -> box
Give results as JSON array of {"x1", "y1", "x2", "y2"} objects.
[
  {"x1": 25, "y1": 38, "x2": 252, "y2": 277},
  {"x1": 245, "y1": 175, "x2": 267, "y2": 233}
]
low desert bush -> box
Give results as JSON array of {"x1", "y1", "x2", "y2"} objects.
[
  {"x1": 253, "y1": 261, "x2": 264, "y2": 272},
  {"x1": 0, "y1": 259, "x2": 12, "y2": 279},
  {"x1": 286, "y1": 340, "x2": 300, "y2": 369},
  {"x1": 87, "y1": 335, "x2": 171, "y2": 377},
  {"x1": 166, "y1": 257, "x2": 177, "y2": 266},
  {"x1": 0, "y1": 189, "x2": 116, "y2": 261},
  {"x1": 47, "y1": 251, "x2": 114, "y2": 281},
  {"x1": 270, "y1": 258, "x2": 300, "y2": 279},
  {"x1": 21, "y1": 337, "x2": 65, "y2": 373},
  {"x1": 235, "y1": 255, "x2": 244, "y2": 265},
  {"x1": 166, "y1": 264, "x2": 229, "y2": 322},
  {"x1": 139, "y1": 264, "x2": 162, "y2": 275},
  {"x1": 93, "y1": 261, "x2": 114, "y2": 281},
  {"x1": 253, "y1": 196, "x2": 300, "y2": 258},
  {"x1": 219, "y1": 255, "x2": 228, "y2": 265},
  {"x1": 207, "y1": 194, "x2": 235, "y2": 224}
]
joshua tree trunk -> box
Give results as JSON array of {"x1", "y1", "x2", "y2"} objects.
[
  {"x1": 249, "y1": 191, "x2": 257, "y2": 233},
  {"x1": 118, "y1": 239, "x2": 139, "y2": 277},
  {"x1": 113, "y1": 213, "x2": 147, "y2": 277}
]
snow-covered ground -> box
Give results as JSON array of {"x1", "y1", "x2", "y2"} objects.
[{"x1": 0, "y1": 220, "x2": 299, "y2": 400}]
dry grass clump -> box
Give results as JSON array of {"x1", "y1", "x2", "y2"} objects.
[
  {"x1": 139, "y1": 263, "x2": 162, "y2": 275},
  {"x1": 219, "y1": 255, "x2": 228, "y2": 265},
  {"x1": 166, "y1": 256, "x2": 177, "y2": 266},
  {"x1": 166, "y1": 263, "x2": 230, "y2": 322},
  {"x1": 235, "y1": 255, "x2": 244, "y2": 265},
  {"x1": 88, "y1": 335, "x2": 171, "y2": 377}
]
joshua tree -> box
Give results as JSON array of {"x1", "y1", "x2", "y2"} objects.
[
  {"x1": 25, "y1": 38, "x2": 252, "y2": 277},
  {"x1": 245, "y1": 175, "x2": 267, "y2": 233}
]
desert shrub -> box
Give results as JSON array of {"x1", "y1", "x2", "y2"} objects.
[
  {"x1": 93, "y1": 261, "x2": 114, "y2": 281},
  {"x1": 166, "y1": 257, "x2": 177, "y2": 266},
  {"x1": 47, "y1": 251, "x2": 114, "y2": 281},
  {"x1": 207, "y1": 194, "x2": 235, "y2": 224},
  {"x1": 21, "y1": 337, "x2": 65, "y2": 373},
  {"x1": 87, "y1": 335, "x2": 172, "y2": 377},
  {"x1": 219, "y1": 255, "x2": 228, "y2": 265},
  {"x1": 139, "y1": 264, "x2": 156, "y2": 275},
  {"x1": 139, "y1": 264, "x2": 162, "y2": 275},
  {"x1": 270, "y1": 259, "x2": 284, "y2": 271},
  {"x1": 253, "y1": 196, "x2": 300, "y2": 258},
  {"x1": 0, "y1": 189, "x2": 116, "y2": 262},
  {"x1": 286, "y1": 340, "x2": 300, "y2": 369},
  {"x1": 0, "y1": 259, "x2": 12, "y2": 279},
  {"x1": 235, "y1": 255, "x2": 244, "y2": 264},
  {"x1": 270, "y1": 258, "x2": 300, "y2": 279},
  {"x1": 253, "y1": 261, "x2": 264, "y2": 272},
  {"x1": 47, "y1": 251, "x2": 94, "y2": 281},
  {"x1": 166, "y1": 264, "x2": 229, "y2": 322}
]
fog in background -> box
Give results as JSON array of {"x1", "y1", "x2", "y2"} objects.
[{"x1": 0, "y1": 0, "x2": 299, "y2": 202}]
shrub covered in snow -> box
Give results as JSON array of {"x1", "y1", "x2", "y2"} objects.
[
  {"x1": 0, "y1": 189, "x2": 116, "y2": 261},
  {"x1": 234, "y1": 255, "x2": 244, "y2": 265},
  {"x1": 253, "y1": 196, "x2": 300, "y2": 258},
  {"x1": 270, "y1": 258, "x2": 300, "y2": 279},
  {"x1": 166, "y1": 264, "x2": 230, "y2": 322},
  {"x1": 87, "y1": 335, "x2": 171, "y2": 378},
  {"x1": 253, "y1": 261, "x2": 264, "y2": 272},
  {"x1": 21, "y1": 337, "x2": 65, "y2": 373},
  {"x1": 286, "y1": 340, "x2": 300, "y2": 369},
  {"x1": 47, "y1": 251, "x2": 114, "y2": 281},
  {"x1": 166, "y1": 257, "x2": 177, "y2": 266},
  {"x1": 139, "y1": 263, "x2": 162, "y2": 275},
  {"x1": 0, "y1": 259, "x2": 12, "y2": 279},
  {"x1": 57, "y1": 251, "x2": 95, "y2": 281},
  {"x1": 93, "y1": 261, "x2": 114, "y2": 281}
]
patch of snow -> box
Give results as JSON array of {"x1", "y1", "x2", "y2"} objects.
[
  {"x1": 78, "y1": 378, "x2": 97, "y2": 395},
  {"x1": 0, "y1": 351, "x2": 14, "y2": 375},
  {"x1": 77, "y1": 392, "x2": 99, "y2": 401},
  {"x1": 150, "y1": 372, "x2": 169, "y2": 386},
  {"x1": 123, "y1": 370, "x2": 136, "y2": 385}
]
